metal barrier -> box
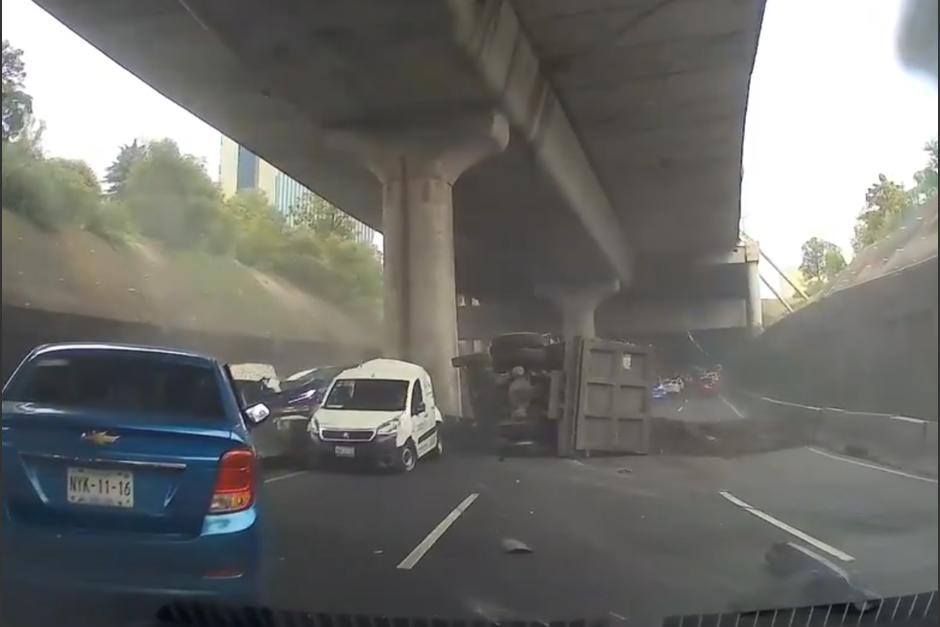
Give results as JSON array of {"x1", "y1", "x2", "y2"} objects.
[{"x1": 737, "y1": 390, "x2": 938, "y2": 477}]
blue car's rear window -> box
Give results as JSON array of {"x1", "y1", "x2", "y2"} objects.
[{"x1": 6, "y1": 352, "x2": 226, "y2": 421}]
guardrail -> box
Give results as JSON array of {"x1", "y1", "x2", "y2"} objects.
[{"x1": 736, "y1": 390, "x2": 938, "y2": 477}]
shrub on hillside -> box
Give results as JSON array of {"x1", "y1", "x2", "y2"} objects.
[
  {"x1": 83, "y1": 198, "x2": 134, "y2": 245},
  {"x1": 1, "y1": 141, "x2": 103, "y2": 231},
  {"x1": 122, "y1": 139, "x2": 224, "y2": 250}
]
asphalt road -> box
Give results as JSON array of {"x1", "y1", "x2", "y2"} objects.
[
  {"x1": 256, "y1": 424, "x2": 938, "y2": 624},
  {"x1": 2, "y1": 398, "x2": 936, "y2": 626}
]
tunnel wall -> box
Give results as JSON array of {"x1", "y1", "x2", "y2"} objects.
[
  {"x1": 731, "y1": 257, "x2": 938, "y2": 420},
  {"x1": 1, "y1": 305, "x2": 379, "y2": 384}
]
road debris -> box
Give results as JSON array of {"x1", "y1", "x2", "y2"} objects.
[
  {"x1": 616, "y1": 467, "x2": 632, "y2": 474},
  {"x1": 501, "y1": 538, "x2": 533, "y2": 554}
]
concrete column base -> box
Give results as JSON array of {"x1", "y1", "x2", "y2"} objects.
[{"x1": 537, "y1": 280, "x2": 620, "y2": 341}]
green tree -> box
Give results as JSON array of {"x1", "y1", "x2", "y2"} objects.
[
  {"x1": 2, "y1": 40, "x2": 33, "y2": 142},
  {"x1": 1, "y1": 145, "x2": 102, "y2": 230},
  {"x1": 852, "y1": 174, "x2": 910, "y2": 251},
  {"x1": 319, "y1": 236, "x2": 382, "y2": 308},
  {"x1": 105, "y1": 139, "x2": 147, "y2": 196},
  {"x1": 289, "y1": 191, "x2": 356, "y2": 240},
  {"x1": 225, "y1": 188, "x2": 282, "y2": 226},
  {"x1": 122, "y1": 139, "x2": 224, "y2": 249},
  {"x1": 913, "y1": 138, "x2": 938, "y2": 200},
  {"x1": 800, "y1": 236, "x2": 846, "y2": 283},
  {"x1": 224, "y1": 189, "x2": 284, "y2": 264}
]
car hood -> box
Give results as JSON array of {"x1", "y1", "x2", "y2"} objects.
[{"x1": 313, "y1": 409, "x2": 403, "y2": 430}]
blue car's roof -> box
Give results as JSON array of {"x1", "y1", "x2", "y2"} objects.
[{"x1": 30, "y1": 342, "x2": 219, "y2": 365}]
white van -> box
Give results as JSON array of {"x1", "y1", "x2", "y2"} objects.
[{"x1": 306, "y1": 359, "x2": 444, "y2": 472}]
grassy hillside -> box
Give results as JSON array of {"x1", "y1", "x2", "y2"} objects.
[
  {"x1": 826, "y1": 196, "x2": 938, "y2": 296},
  {"x1": 1, "y1": 210, "x2": 378, "y2": 346}
]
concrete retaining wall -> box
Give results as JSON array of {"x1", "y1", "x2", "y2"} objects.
[
  {"x1": 736, "y1": 391, "x2": 937, "y2": 477},
  {"x1": 1, "y1": 305, "x2": 380, "y2": 462},
  {"x1": 732, "y1": 257, "x2": 938, "y2": 421},
  {"x1": 2, "y1": 305, "x2": 379, "y2": 383}
]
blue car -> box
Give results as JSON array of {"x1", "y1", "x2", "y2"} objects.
[
  {"x1": 651, "y1": 382, "x2": 668, "y2": 400},
  {"x1": 1, "y1": 343, "x2": 270, "y2": 600}
]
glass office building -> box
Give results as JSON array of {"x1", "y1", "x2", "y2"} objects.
[{"x1": 220, "y1": 136, "x2": 377, "y2": 246}]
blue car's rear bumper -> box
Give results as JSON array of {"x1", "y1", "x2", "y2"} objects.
[{"x1": 2, "y1": 505, "x2": 263, "y2": 600}]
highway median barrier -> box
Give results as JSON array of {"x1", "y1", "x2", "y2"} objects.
[
  {"x1": 815, "y1": 408, "x2": 938, "y2": 477},
  {"x1": 649, "y1": 388, "x2": 937, "y2": 477}
]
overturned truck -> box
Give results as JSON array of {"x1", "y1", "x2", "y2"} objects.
[{"x1": 453, "y1": 333, "x2": 652, "y2": 457}]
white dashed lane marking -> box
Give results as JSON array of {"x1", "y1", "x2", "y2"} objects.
[
  {"x1": 397, "y1": 493, "x2": 479, "y2": 570},
  {"x1": 807, "y1": 447, "x2": 938, "y2": 484},
  {"x1": 719, "y1": 490, "x2": 855, "y2": 562},
  {"x1": 719, "y1": 394, "x2": 745, "y2": 418},
  {"x1": 264, "y1": 471, "x2": 307, "y2": 484}
]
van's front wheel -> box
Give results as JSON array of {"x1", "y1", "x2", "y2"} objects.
[{"x1": 394, "y1": 441, "x2": 417, "y2": 473}]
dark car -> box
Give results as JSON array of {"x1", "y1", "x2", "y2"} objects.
[
  {"x1": 1, "y1": 343, "x2": 271, "y2": 600},
  {"x1": 270, "y1": 365, "x2": 352, "y2": 461}
]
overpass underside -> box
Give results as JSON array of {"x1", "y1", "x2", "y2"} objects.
[{"x1": 35, "y1": 0, "x2": 765, "y2": 414}]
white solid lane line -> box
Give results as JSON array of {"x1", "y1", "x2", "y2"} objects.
[
  {"x1": 397, "y1": 493, "x2": 479, "y2": 570},
  {"x1": 718, "y1": 394, "x2": 745, "y2": 419},
  {"x1": 807, "y1": 447, "x2": 938, "y2": 484},
  {"x1": 264, "y1": 471, "x2": 307, "y2": 484},
  {"x1": 719, "y1": 491, "x2": 855, "y2": 562}
]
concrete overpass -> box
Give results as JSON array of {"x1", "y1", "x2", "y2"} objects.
[{"x1": 36, "y1": 0, "x2": 766, "y2": 413}]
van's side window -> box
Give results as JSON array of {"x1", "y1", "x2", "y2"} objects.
[{"x1": 410, "y1": 380, "x2": 424, "y2": 415}]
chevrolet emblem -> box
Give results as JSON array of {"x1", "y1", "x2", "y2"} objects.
[{"x1": 81, "y1": 431, "x2": 120, "y2": 446}]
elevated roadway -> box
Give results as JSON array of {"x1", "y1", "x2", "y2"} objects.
[{"x1": 35, "y1": 0, "x2": 766, "y2": 413}]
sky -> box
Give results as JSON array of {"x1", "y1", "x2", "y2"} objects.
[{"x1": 2, "y1": 0, "x2": 937, "y2": 273}]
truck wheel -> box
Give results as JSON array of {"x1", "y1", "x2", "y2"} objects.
[
  {"x1": 492, "y1": 346, "x2": 548, "y2": 373},
  {"x1": 490, "y1": 332, "x2": 547, "y2": 353},
  {"x1": 394, "y1": 441, "x2": 417, "y2": 473}
]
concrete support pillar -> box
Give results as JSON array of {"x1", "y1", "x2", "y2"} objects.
[
  {"x1": 745, "y1": 259, "x2": 763, "y2": 335},
  {"x1": 537, "y1": 281, "x2": 620, "y2": 341},
  {"x1": 328, "y1": 114, "x2": 509, "y2": 416}
]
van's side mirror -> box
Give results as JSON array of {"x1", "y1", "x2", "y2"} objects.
[
  {"x1": 245, "y1": 403, "x2": 271, "y2": 426},
  {"x1": 414, "y1": 402, "x2": 426, "y2": 416}
]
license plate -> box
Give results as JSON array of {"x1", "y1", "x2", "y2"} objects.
[
  {"x1": 334, "y1": 445, "x2": 355, "y2": 458},
  {"x1": 67, "y1": 467, "x2": 134, "y2": 508}
]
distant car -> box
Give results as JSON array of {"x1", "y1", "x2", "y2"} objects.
[
  {"x1": 651, "y1": 382, "x2": 668, "y2": 400},
  {"x1": 662, "y1": 378, "x2": 683, "y2": 395},
  {"x1": 692, "y1": 376, "x2": 719, "y2": 397},
  {"x1": 1, "y1": 343, "x2": 270, "y2": 598}
]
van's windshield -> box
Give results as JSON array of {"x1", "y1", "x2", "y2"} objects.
[{"x1": 323, "y1": 379, "x2": 409, "y2": 411}]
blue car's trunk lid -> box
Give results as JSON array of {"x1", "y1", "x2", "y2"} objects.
[{"x1": 2, "y1": 402, "x2": 235, "y2": 537}]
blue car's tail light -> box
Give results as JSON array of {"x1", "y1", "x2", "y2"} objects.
[{"x1": 210, "y1": 449, "x2": 255, "y2": 514}]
